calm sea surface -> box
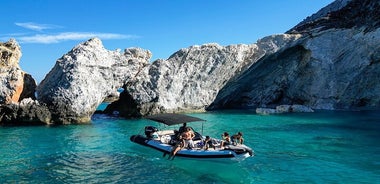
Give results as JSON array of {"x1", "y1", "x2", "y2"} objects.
[{"x1": 1, "y1": 110, "x2": 379, "y2": 183}]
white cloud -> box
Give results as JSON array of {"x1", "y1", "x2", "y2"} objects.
[
  {"x1": 16, "y1": 32, "x2": 137, "y2": 44},
  {"x1": 15, "y1": 22, "x2": 61, "y2": 31},
  {"x1": 5, "y1": 22, "x2": 138, "y2": 44}
]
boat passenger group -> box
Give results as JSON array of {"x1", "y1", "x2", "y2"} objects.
[{"x1": 165, "y1": 123, "x2": 244, "y2": 160}]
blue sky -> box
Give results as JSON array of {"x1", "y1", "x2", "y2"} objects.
[{"x1": 1, "y1": 0, "x2": 333, "y2": 83}]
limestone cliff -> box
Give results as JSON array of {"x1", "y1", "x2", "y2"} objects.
[
  {"x1": 105, "y1": 34, "x2": 301, "y2": 117},
  {"x1": 106, "y1": 43, "x2": 257, "y2": 117},
  {"x1": 209, "y1": 0, "x2": 380, "y2": 110},
  {"x1": 0, "y1": 39, "x2": 36, "y2": 104},
  {"x1": 0, "y1": 39, "x2": 42, "y2": 125},
  {"x1": 36, "y1": 38, "x2": 149, "y2": 123},
  {"x1": 4, "y1": 0, "x2": 379, "y2": 125}
]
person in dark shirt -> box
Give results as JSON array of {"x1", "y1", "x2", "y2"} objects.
[
  {"x1": 203, "y1": 136, "x2": 215, "y2": 150},
  {"x1": 178, "y1": 123, "x2": 187, "y2": 134}
]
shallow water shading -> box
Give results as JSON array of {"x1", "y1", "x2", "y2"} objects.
[{"x1": 0, "y1": 110, "x2": 379, "y2": 183}]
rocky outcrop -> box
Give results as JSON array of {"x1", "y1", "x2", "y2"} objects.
[
  {"x1": 288, "y1": 0, "x2": 380, "y2": 34},
  {"x1": 209, "y1": 0, "x2": 380, "y2": 111},
  {"x1": 0, "y1": 39, "x2": 37, "y2": 104},
  {"x1": 105, "y1": 43, "x2": 256, "y2": 117},
  {"x1": 36, "y1": 38, "x2": 150, "y2": 123},
  {"x1": 105, "y1": 35, "x2": 301, "y2": 117},
  {"x1": 3, "y1": 0, "x2": 379, "y2": 125},
  {"x1": 0, "y1": 98, "x2": 51, "y2": 125},
  {"x1": 106, "y1": 0, "x2": 380, "y2": 115},
  {"x1": 256, "y1": 105, "x2": 314, "y2": 115}
]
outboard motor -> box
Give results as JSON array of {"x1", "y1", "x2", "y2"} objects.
[{"x1": 145, "y1": 126, "x2": 158, "y2": 138}]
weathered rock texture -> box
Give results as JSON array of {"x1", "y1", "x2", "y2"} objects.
[
  {"x1": 3, "y1": 0, "x2": 379, "y2": 124},
  {"x1": 288, "y1": 0, "x2": 380, "y2": 34},
  {"x1": 209, "y1": 0, "x2": 380, "y2": 110},
  {"x1": 0, "y1": 98, "x2": 51, "y2": 125},
  {"x1": 0, "y1": 39, "x2": 36, "y2": 104},
  {"x1": 105, "y1": 35, "x2": 301, "y2": 117},
  {"x1": 107, "y1": 43, "x2": 257, "y2": 116},
  {"x1": 36, "y1": 38, "x2": 149, "y2": 123}
]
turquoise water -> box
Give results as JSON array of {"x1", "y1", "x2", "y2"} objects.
[{"x1": 1, "y1": 110, "x2": 379, "y2": 183}]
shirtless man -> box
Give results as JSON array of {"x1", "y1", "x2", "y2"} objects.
[
  {"x1": 220, "y1": 132, "x2": 231, "y2": 148},
  {"x1": 182, "y1": 127, "x2": 195, "y2": 148},
  {"x1": 231, "y1": 132, "x2": 244, "y2": 145},
  {"x1": 168, "y1": 127, "x2": 195, "y2": 160}
]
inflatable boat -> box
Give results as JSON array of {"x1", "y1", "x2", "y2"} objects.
[{"x1": 130, "y1": 113, "x2": 254, "y2": 161}]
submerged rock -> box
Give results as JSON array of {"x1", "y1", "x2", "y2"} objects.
[
  {"x1": 36, "y1": 38, "x2": 149, "y2": 124},
  {"x1": 276, "y1": 105, "x2": 314, "y2": 113},
  {"x1": 256, "y1": 105, "x2": 314, "y2": 115},
  {"x1": 255, "y1": 108, "x2": 278, "y2": 115}
]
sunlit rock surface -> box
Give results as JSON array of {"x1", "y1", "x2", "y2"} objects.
[
  {"x1": 209, "y1": 0, "x2": 380, "y2": 111},
  {"x1": 36, "y1": 38, "x2": 149, "y2": 123},
  {"x1": 105, "y1": 35, "x2": 301, "y2": 117},
  {"x1": 0, "y1": 39, "x2": 36, "y2": 104},
  {"x1": 5, "y1": 0, "x2": 380, "y2": 125}
]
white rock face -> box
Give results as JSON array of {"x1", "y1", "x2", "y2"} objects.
[
  {"x1": 210, "y1": 12, "x2": 380, "y2": 111},
  {"x1": 113, "y1": 43, "x2": 256, "y2": 115},
  {"x1": 106, "y1": 34, "x2": 301, "y2": 117},
  {"x1": 0, "y1": 39, "x2": 36, "y2": 104},
  {"x1": 0, "y1": 38, "x2": 21, "y2": 66},
  {"x1": 36, "y1": 38, "x2": 150, "y2": 123},
  {"x1": 27, "y1": 0, "x2": 380, "y2": 123},
  {"x1": 300, "y1": 29, "x2": 380, "y2": 109}
]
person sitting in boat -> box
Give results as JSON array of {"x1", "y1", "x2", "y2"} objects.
[
  {"x1": 174, "y1": 123, "x2": 187, "y2": 140},
  {"x1": 220, "y1": 132, "x2": 231, "y2": 148},
  {"x1": 144, "y1": 126, "x2": 158, "y2": 139},
  {"x1": 168, "y1": 137, "x2": 185, "y2": 160},
  {"x1": 178, "y1": 123, "x2": 187, "y2": 134},
  {"x1": 231, "y1": 132, "x2": 244, "y2": 145},
  {"x1": 203, "y1": 136, "x2": 215, "y2": 150},
  {"x1": 168, "y1": 127, "x2": 195, "y2": 160}
]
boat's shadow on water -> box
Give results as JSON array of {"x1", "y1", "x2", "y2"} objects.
[
  {"x1": 131, "y1": 144, "x2": 253, "y2": 183},
  {"x1": 175, "y1": 159, "x2": 253, "y2": 182}
]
